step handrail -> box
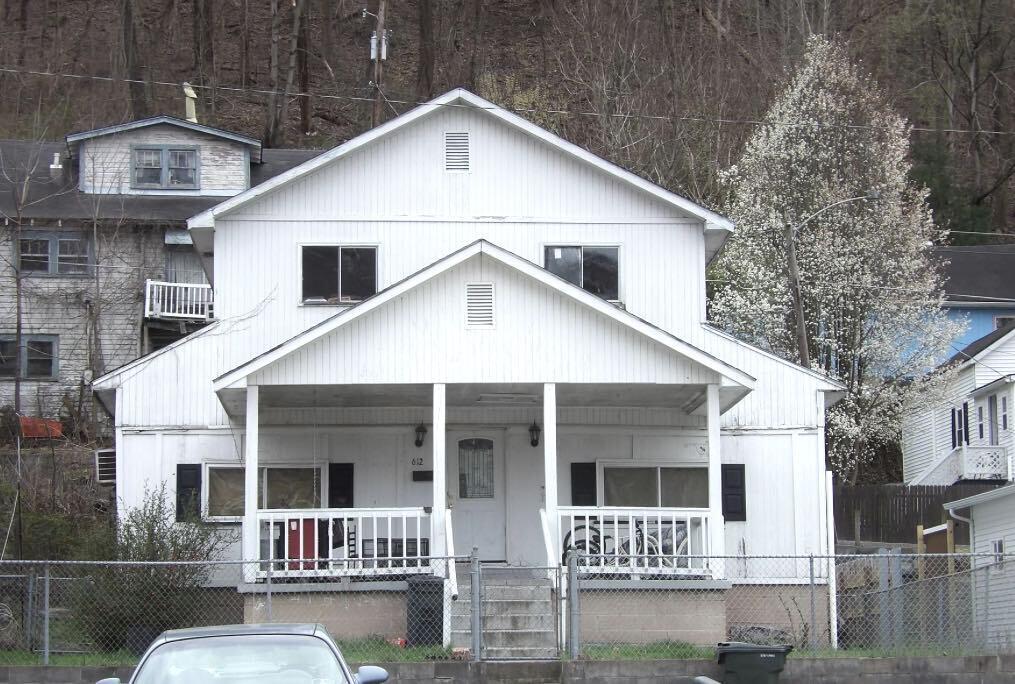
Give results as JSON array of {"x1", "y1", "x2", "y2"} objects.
[{"x1": 445, "y1": 511, "x2": 458, "y2": 600}]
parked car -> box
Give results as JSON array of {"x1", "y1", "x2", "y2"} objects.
[{"x1": 97, "y1": 623, "x2": 389, "y2": 684}]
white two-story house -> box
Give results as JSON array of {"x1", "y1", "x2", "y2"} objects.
[
  {"x1": 92, "y1": 90, "x2": 843, "y2": 646},
  {"x1": 902, "y1": 325, "x2": 1015, "y2": 486}
]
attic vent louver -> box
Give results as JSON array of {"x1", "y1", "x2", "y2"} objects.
[
  {"x1": 445, "y1": 132, "x2": 470, "y2": 172},
  {"x1": 466, "y1": 282, "x2": 494, "y2": 328},
  {"x1": 95, "y1": 448, "x2": 116, "y2": 485}
]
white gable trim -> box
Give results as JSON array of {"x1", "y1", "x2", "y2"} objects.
[
  {"x1": 93, "y1": 321, "x2": 221, "y2": 388},
  {"x1": 213, "y1": 240, "x2": 755, "y2": 391},
  {"x1": 188, "y1": 89, "x2": 733, "y2": 231},
  {"x1": 959, "y1": 326, "x2": 1015, "y2": 371}
]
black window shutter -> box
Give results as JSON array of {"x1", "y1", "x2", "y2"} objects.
[
  {"x1": 176, "y1": 464, "x2": 201, "y2": 522},
  {"x1": 570, "y1": 462, "x2": 597, "y2": 506},
  {"x1": 951, "y1": 410, "x2": 957, "y2": 449},
  {"x1": 328, "y1": 463, "x2": 354, "y2": 508},
  {"x1": 721, "y1": 464, "x2": 747, "y2": 522},
  {"x1": 963, "y1": 402, "x2": 970, "y2": 445}
]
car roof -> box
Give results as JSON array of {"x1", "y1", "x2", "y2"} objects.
[{"x1": 158, "y1": 623, "x2": 323, "y2": 643}]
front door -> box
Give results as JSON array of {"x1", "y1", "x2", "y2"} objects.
[{"x1": 448, "y1": 432, "x2": 506, "y2": 561}]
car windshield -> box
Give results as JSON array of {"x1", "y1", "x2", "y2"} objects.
[{"x1": 133, "y1": 634, "x2": 348, "y2": 684}]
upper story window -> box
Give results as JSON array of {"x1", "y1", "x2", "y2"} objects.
[
  {"x1": 132, "y1": 146, "x2": 199, "y2": 189},
  {"x1": 18, "y1": 231, "x2": 92, "y2": 276},
  {"x1": 301, "y1": 246, "x2": 377, "y2": 304},
  {"x1": 0, "y1": 335, "x2": 59, "y2": 380},
  {"x1": 544, "y1": 245, "x2": 619, "y2": 301}
]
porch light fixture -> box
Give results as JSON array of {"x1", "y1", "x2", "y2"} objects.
[
  {"x1": 414, "y1": 423, "x2": 428, "y2": 448},
  {"x1": 529, "y1": 421, "x2": 541, "y2": 448}
]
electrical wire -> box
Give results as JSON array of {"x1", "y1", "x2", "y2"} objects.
[{"x1": 2, "y1": 65, "x2": 1015, "y2": 136}]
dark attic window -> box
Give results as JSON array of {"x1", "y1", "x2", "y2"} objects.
[{"x1": 301, "y1": 246, "x2": 377, "y2": 304}]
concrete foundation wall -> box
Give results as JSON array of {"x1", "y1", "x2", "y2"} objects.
[
  {"x1": 727, "y1": 583, "x2": 831, "y2": 646},
  {"x1": 242, "y1": 591, "x2": 407, "y2": 640},
  {"x1": 579, "y1": 589, "x2": 727, "y2": 646}
]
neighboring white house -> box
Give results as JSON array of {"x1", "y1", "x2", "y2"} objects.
[
  {"x1": 902, "y1": 325, "x2": 1015, "y2": 485},
  {"x1": 92, "y1": 89, "x2": 843, "y2": 643},
  {"x1": 945, "y1": 485, "x2": 1015, "y2": 649}
]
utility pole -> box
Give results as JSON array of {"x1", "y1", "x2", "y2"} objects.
[
  {"x1": 371, "y1": 0, "x2": 387, "y2": 127},
  {"x1": 786, "y1": 223, "x2": 810, "y2": 368}
]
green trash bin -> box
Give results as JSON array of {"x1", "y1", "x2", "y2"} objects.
[{"x1": 716, "y1": 642, "x2": 793, "y2": 684}]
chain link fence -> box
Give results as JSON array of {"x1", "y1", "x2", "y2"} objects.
[{"x1": 0, "y1": 552, "x2": 1011, "y2": 666}]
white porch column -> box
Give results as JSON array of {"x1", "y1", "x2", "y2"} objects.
[
  {"x1": 543, "y1": 383, "x2": 558, "y2": 562},
  {"x1": 432, "y1": 383, "x2": 447, "y2": 559},
  {"x1": 242, "y1": 385, "x2": 259, "y2": 583},
  {"x1": 706, "y1": 384, "x2": 725, "y2": 574}
]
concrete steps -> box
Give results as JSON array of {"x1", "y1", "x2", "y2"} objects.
[{"x1": 451, "y1": 575, "x2": 559, "y2": 660}]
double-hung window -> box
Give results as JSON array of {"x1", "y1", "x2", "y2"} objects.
[
  {"x1": 544, "y1": 245, "x2": 620, "y2": 301},
  {"x1": 301, "y1": 246, "x2": 378, "y2": 304},
  {"x1": 600, "y1": 464, "x2": 708, "y2": 508},
  {"x1": 203, "y1": 464, "x2": 322, "y2": 522},
  {"x1": 17, "y1": 231, "x2": 92, "y2": 275},
  {"x1": 132, "y1": 146, "x2": 199, "y2": 189},
  {"x1": 0, "y1": 335, "x2": 59, "y2": 380}
]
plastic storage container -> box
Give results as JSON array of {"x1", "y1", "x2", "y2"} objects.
[{"x1": 715, "y1": 642, "x2": 793, "y2": 684}]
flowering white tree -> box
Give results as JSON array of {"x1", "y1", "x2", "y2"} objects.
[{"x1": 710, "y1": 36, "x2": 963, "y2": 483}]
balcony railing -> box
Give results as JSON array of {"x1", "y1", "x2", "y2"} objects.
[
  {"x1": 256, "y1": 507, "x2": 433, "y2": 579},
  {"x1": 144, "y1": 279, "x2": 214, "y2": 321},
  {"x1": 958, "y1": 445, "x2": 1009, "y2": 481},
  {"x1": 558, "y1": 506, "x2": 713, "y2": 576}
]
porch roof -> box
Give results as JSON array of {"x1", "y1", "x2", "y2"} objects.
[
  {"x1": 212, "y1": 240, "x2": 756, "y2": 399},
  {"x1": 218, "y1": 381, "x2": 743, "y2": 417}
]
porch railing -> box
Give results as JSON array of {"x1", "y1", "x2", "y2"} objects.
[
  {"x1": 958, "y1": 445, "x2": 1008, "y2": 481},
  {"x1": 257, "y1": 507, "x2": 432, "y2": 579},
  {"x1": 144, "y1": 279, "x2": 214, "y2": 321},
  {"x1": 558, "y1": 506, "x2": 712, "y2": 576}
]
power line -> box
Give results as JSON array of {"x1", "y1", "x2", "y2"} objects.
[{"x1": 3, "y1": 65, "x2": 1015, "y2": 136}]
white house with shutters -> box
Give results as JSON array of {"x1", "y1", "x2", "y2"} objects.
[
  {"x1": 902, "y1": 325, "x2": 1015, "y2": 486},
  {"x1": 92, "y1": 89, "x2": 842, "y2": 595}
]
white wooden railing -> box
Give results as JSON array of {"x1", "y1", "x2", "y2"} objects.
[
  {"x1": 257, "y1": 507, "x2": 432, "y2": 579},
  {"x1": 445, "y1": 512, "x2": 458, "y2": 600},
  {"x1": 144, "y1": 279, "x2": 214, "y2": 321},
  {"x1": 539, "y1": 508, "x2": 559, "y2": 587},
  {"x1": 558, "y1": 506, "x2": 713, "y2": 576},
  {"x1": 958, "y1": 445, "x2": 1008, "y2": 481}
]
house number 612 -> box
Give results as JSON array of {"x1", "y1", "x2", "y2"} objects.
[{"x1": 411, "y1": 457, "x2": 424, "y2": 466}]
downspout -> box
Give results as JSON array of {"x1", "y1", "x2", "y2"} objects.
[{"x1": 947, "y1": 506, "x2": 971, "y2": 526}]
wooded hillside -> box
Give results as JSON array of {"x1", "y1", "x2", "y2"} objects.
[{"x1": 1, "y1": 0, "x2": 1012, "y2": 238}]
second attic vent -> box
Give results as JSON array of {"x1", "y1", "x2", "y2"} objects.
[
  {"x1": 445, "y1": 132, "x2": 470, "y2": 172},
  {"x1": 466, "y1": 282, "x2": 494, "y2": 328}
]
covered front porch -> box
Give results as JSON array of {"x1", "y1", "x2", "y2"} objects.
[{"x1": 219, "y1": 381, "x2": 737, "y2": 582}]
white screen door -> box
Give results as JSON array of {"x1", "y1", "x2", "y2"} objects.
[{"x1": 448, "y1": 432, "x2": 506, "y2": 561}]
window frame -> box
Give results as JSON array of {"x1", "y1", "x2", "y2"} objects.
[
  {"x1": 298, "y1": 243, "x2": 379, "y2": 306},
  {"x1": 994, "y1": 315, "x2": 1015, "y2": 330},
  {"x1": 130, "y1": 144, "x2": 201, "y2": 190},
  {"x1": 542, "y1": 243, "x2": 622, "y2": 303},
  {"x1": 15, "y1": 230, "x2": 93, "y2": 277},
  {"x1": 978, "y1": 405, "x2": 985, "y2": 440},
  {"x1": 0, "y1": 334, "x2": 59, "y2": 380},
  {"x1": 991, "y1": 539, "x2": 1005, "y2": 570},
  {"x1": 594, "y1": 461, "x2": 709, "y2": 509},
  {"x1": 202, "y1": 463, "x2": 327, "y2": 523}
]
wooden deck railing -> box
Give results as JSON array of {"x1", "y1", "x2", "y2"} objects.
[
  {"x1": 558, "y1": 506, "x2": 713, "y2": 576},
  {"x1": 257, "y1": 507, "x2": 432, "y2": 579},
  {"x1": 144, "y1": 279, "x2": 214, "y2": 321}
]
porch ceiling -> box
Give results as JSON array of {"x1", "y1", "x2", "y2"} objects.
[{"x1": 218, "y1": 382, "x2": 743, "y2": 417}]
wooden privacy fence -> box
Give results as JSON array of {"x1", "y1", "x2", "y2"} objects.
[{"x1": 834, "y1": 484, "x2": 999, "y2": 546}]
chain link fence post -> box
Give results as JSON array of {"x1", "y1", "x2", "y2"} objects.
[
  {"x1": 470, "y1": 547, "x2": 482, "y2": 662},
  {"x1": 42, "y1": 562, "x2": 50, "y2": 665},
  {"x1": 808, "y1": 554, "x2": 816, "y2": 651},
  {"x1": 567, "y1": 551, "x2": 580, "y2": 660},
  {"x1": 265, "y1": 559, "x2": 273, "y2": 623}
]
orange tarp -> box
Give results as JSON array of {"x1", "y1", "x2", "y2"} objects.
[{"x1": 18, "y1": 416, "x2": 62, "y2": 439}]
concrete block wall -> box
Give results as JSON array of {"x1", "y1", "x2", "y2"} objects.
[
  {"x1": 579, "y1": 589, "x2": 727, "y2": 646},
  {"x1": 242, "y1": 590, "x2": 407, "y2": 640}
]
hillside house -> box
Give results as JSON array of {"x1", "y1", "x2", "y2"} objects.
[
  {"x1": 0, "y1": 117, "x2": 318, "y2": 427},
  {"x1": 92, "y1": 90, "x2": 844, "y2": 646},
  {"x1": 902, "y1": 325, "x2": 1015, "y2": 486},
  {"x1": 933, "y1": 245, "x2": 1015, "y2": 352}
]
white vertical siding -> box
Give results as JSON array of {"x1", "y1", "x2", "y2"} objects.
[{"x1": 970, "y1": 495, "x2": 1015, "y2": 647}]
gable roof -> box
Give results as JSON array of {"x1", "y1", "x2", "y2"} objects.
[
  {"x1": 933, "y1": 245, "x2": 1015, "y2": 307},
  {"x1": 188, "y1": 89, "x2": 733, "y2": 240},
  {"x1": 945, "y1": 322, "x2": 1015, "y2": 368},
  {"x1": 66, "y1": 115, "x2": 263, "y2": 162},
  {"x1": 212, "y1": 239, "x2": 756, "y2": 393}
]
